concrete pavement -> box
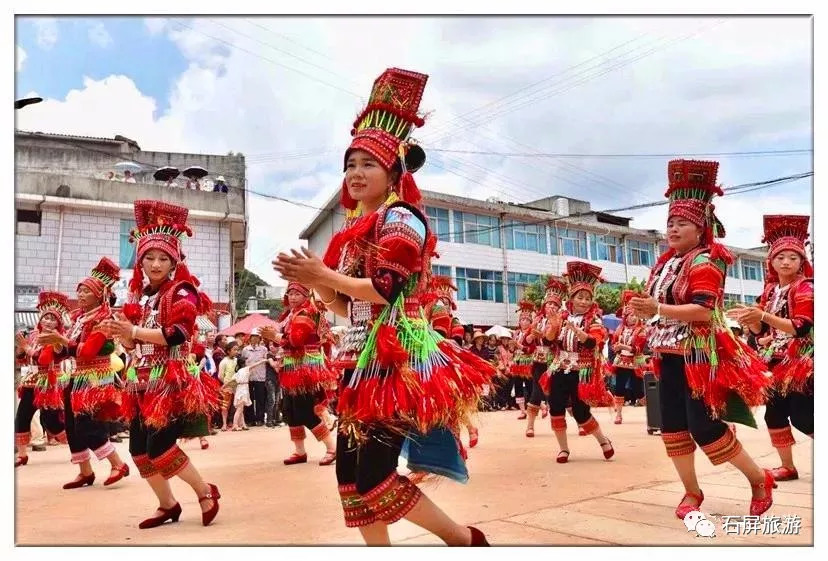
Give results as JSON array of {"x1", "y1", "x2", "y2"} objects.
[{"x1": 14, "y1": 406, "x2": 812, "y2": 545}]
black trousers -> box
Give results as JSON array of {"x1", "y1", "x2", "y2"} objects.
[
  {"x1": 547, "y1": 370, "x2": 592, "y2": 423},
  {"x1": 335, "y1": 426, "x2": 405, "y2": 495},
  {"x1": 250, "y1": 380, "x2": 267, "y2": 423},
  {"x1": 659, "y1": 354, "x2": 728, "y2": 445},
  {"x1": 63, "y1": 386, "x2": 109, "y2": 456},
  {"x1": 613, "y1": 368, "x2": 634, "y2": 397},
  {"x1": 128, "y1": 406, "x2": 181, "y2": 460},
  {"x1": 493, "y1": 377, "x2": 512, "y2": 408},
  {"x1": 15, "y1": 387, "x2": 64, "y2": 435},
  {"x1": 283, "y1": 392, "x2": 324, "y2": 430},
  {"x1": 528, "y1": 362, "x2": 548, "y2": 407},
  {"x1": 764, "y1": 379, "x2": 814, "y2": 435},
  {"x1": 512, "y1": 376, "x2": 532, "y2": 400}
]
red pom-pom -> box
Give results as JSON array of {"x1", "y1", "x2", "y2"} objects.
[{"x1": 376, "y1": 324, "x2": 408, "y2": 367}]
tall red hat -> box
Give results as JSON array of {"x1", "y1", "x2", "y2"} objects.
[
  {"x1": 542, "y1": 276, "x2": 567, "y2": 308},
  {"x1": 78, "y1": 257, "x2": 120, "y2": 300},
  {"x1": 564, "y1": 261, "x2": 604, "y2": 298},
  {"x1": 516, "y1": 300, "x2": 536, "y2": 322},
  {"x1": 665, "y1": 159, "x2": 726, "y2": 238},
  {"x1": 762, "y1": 214, "x2": 813, "y2": 282},
  {"x1": 340, "y1": 68, "x2": 429, "y2": 211},
  {"x1": 128, "y1": 200, "x2": 193, "y2": 293},
  {"x1": 37, "y1": 291, "x2": 70, "y2": 330},
  {"x1": 283, "y1": 282, "x2": 310, "y2": 307}
]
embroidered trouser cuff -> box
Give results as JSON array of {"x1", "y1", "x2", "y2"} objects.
[
  {"x1": 15, "y1": 432, "x2": 31, "y2": 447},
  {"x1": 311, "y1": 422, "x2": 330, "y2": 442},
  {"x1": 550, "y1": 415, "x2": 567, "y2": 432},
  {"x1": 71, "y1": 450, "x2": 92, "y2": 464},
  {"x1": 578, "y1": 416, "x2": 600, "y2": 436},
  {"x1": 362, "y1": 473, "x2": 423, "y2": 524},
  {"x1": 662, "y1": 430, "x2": 697, "y2": 457},
  {"x1": 132, "y1": 454, "x2": 159, "y2": 479},
  {"x1": 769, "y1": 426, "x2": 796, "y2": 449},
  {"x1": 338, "y1": 483, "x2": 378, "y2": 527},
  {"x1": 93, "y1": 441, "x2": 115, "y2": 461},
  {"x1": 289, "y1": 426, "x2": 307, "y2": 441},
  {"x1": 700, "y1": 429, "x2": 742, "y2": 465},
  {"x1": 152, "y1": 445, "x2": 190, "y2": 479}
]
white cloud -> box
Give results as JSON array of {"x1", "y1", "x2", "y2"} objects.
[
  {"x1": 16, "y1": 16, "x2": 813, "y2": 285},
  {"x1": 88, "y1": 22, "x2": 113, "y2": 48},
  {"x1": 34, "y1": 18, "x2": 58, "y2": 50},
  {"x1": 16, "y1": 45, "x2": 26, "y2": 72}
]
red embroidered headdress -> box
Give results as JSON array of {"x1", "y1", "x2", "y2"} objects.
[
  {"x1": 340, "y1": 68, "x2": 429, "y2": 212},
  {"x1": 78, "y1": 257, "x2": 120, "y2": 300},
  {"x1": 516, "y1": 300, "x2": 536, "y2": 323},
  {"x1": 128, "y1": 200, "x2": 193, "y2": 293},
  {"x1": 762, "y1": 214, "x2": 813, "y2": 282},
  {"x1": 37, "y1": 291, "x2": 69, "y2": 330},
  {"x1": 564, "y1": 261, "x2": 604, "y2": 298},
  {"x1": 283, "y1": 282, "x2": 311, "y2": 307},
  {"x1": 542, "y1": 276, "x2": 567, "y2": 308},
  {"x1": 657, "y1": 159, "x2": 733, "y2": 267}
]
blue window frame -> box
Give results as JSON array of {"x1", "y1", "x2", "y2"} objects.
[
  {"x1": 453, "y1": 211, "x2": 501, "y2": 248},
  {"x1": 507, "y1": 272, "x2": 540, "y2": 304},
  {"x1": 456, "y1": 267, "x2": 504, "y2": 302},
  {"x1": 425, "y1": 206, "x2": 451, "y2": 242}
]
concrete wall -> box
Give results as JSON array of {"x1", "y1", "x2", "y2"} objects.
[{"x1": 15, "y1": 206, "x2": 233, "y2": 308}]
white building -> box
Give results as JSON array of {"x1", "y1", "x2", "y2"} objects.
[
  {"x1": 300, "y1": 190, "x2": 767, "y2": 327},
  {"x1": 14, "y1": 131, "x2": 248, "y2": 331}
]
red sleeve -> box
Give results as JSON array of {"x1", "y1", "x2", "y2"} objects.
[
  {"x1": 164, "y1": 286, "x2": 199, "y2": 345},
  {"x1": 790, "y1": 279, "x2": 814, "y2": 337},
  {"x1": 687, "y1": 254, "x2": 725, "y2": 309},
  {"x1": 287, "y1": 311, "x2": 317, "y2": 348},
  {"x1": 372, "y1": 204, "x2": 427, "y2": 304}
]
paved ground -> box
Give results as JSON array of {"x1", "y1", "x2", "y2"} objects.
[{"x1": 15, "y1": 406, "x2": 812, "y2": 546}]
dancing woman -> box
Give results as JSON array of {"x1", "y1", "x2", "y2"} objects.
[
  {"x1": 608, "y1": 290, "x2": 647, "y2": 424},
  {"x1": 275, "y1": 68, "x2": 494, "y2": 546},
  {"x1": 15, "y1": 291, "x2": 70, "y2": 467},
  {"x1": 99, "y1": 200, "x2": 221, "y2": 529},
  {"x1": 728, "y1": 215, "x2": 813, "y2": 481},
  {"x1": 630, "y1": 159, "x2": 775, "y2": 519}
]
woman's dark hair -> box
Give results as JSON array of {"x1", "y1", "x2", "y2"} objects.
[
  {"x1": 225, "y1": 341, "x2": 239, "y2": 353},
  {"x1": 214, "y1": 334, "x2": 226, "y2": 347},
  {"x1": 109, "y1": 293, "x2": 117, "y2": 307}
]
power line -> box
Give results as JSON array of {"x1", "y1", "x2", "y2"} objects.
[{"x1": 428, "y1": 148, "x2": 813, "y2": 159}]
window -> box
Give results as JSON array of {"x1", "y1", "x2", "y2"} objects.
[
  {"x1": 727, "y1": 263, "x2": 741, "y2": 279},
  {"x1": 119, "y1": 219, "x2": 137, "y2": 269},
  {"x1": 724, "y1": 293, "x2": 743, "y2": 307},
  {"x1": 425, "y1": 206, "x2": 450, "y2": 242},
  {"x1": 507, "y1": 272, "x2": 540, "y2": 303},
  {"x1": 742, "y1": 259, "x2": 763, "y2": 282},
  {"x1": 558, "y1": 228, "x2": 587, "y2": 258},
  {"x1": 627, "y1": 239, "x2": 655, "y2": 267},
  {"x1": 432, "y1": 264, "x2": 452, "y2": 278},
  {"x1": 590, "y1": 233, "x2": 624, "y2": 264},
  {"x1": 456, "y1": 268, "x2": 504, "y2": 302},
  {"x1": 15, "y1": 209, "x2": 41, "y2": 236},
  {"x1": 15, "y1": 285, "x2": 40, "y2": 310},
  {"x1": 453, "y1": 211, "x2": 500, "y2": 248},
  {"x1": 505, "y1": 220, "x2": 547, "y2": 253}
]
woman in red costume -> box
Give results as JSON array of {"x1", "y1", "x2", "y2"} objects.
[
  {"x1": 630, "y1": 159, "x2": 775, "y2": 519},
  {"x1": 266, "y1": 282, "x2": 338, "y2": 466},
  {"x1": 524, "y1": 277, "x2": 565, "y2": 438},
  {"x1": 15, "y1": 291, "x2": 70, "y2": 467},
  {"x1": 510, "y1": 301, "x2": 537, "y2": 420},
  {"x1": 728, "y1": 215, "x2": 813, "y2": 482},
  {"x1": 99, "y1": 200, "x2": 221, "y2": 529},
  {"x1": 608, "y1": 290, "x2": 648, "y2": 424},
  {"x1": 275, "y1": 67, "x2": 494, "y2": 546},
  {"x1": 37, "y1": 258, "x2": 130, "y2": 489},
  {"x1": 543, "y1": 261, "x2": 614, "y2": 463}
]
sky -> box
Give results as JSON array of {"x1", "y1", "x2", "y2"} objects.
[{"x1": 15, "y1": 16, "x2": 813, "y2": 286}]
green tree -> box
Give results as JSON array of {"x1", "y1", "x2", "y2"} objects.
[
  {"x1": 522, "y1": 274, "x2": 550, "y2": 308},
  {"x1": 234, "y1": 268, "x2": 269, "y2": 317}
]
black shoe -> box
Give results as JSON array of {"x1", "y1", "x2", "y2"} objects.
[
  {"x1": 273, "y1": 422, "x2": 283, "y2": 427},
  {"x1": 31, "y1": 445, "x2": 47, "y2": 452},
  {"x1": 109, "y1": 436, "x2": 123, "y2": 443}
]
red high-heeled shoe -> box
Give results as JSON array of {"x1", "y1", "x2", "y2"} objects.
[
  {"x1": 750, "y1": 469, "x2": 777, "y2": 516},
  {"x1": 63, "y1": 472, "x2": 95, "y2": 490},
  {"x1": 200, "y1": 438, "x2": 210, "y2": 450},
  {"x1": 600, "y1": 439, "x2": 615, "y2": 460},
  {"x1": 283, "y1": 453, "x2": 308, "y2": 465},
  {"x1": 199, "y1": 483, "x2": 221, "y2": 526},
  {"x1": 771, "y1": 466, "x2": 799, "y2": 481},
  {"x1": 467, "y1": 526, "x2": 490, "y2": 546},
  {"x1": 675, "y1": 490, "x2": 704, "y2": 520},
  {"x1": 139, "y1": 503, "x2": 182, "y2": 529},
  {"x1": 556, "y1": 450, "x2": 570, "y2": 464},
  {"x1": 319, "y1": 450, "x2": 336, "y2": 466},
  {"x1": 468, "y1": 428, "x2": 479, "y2": 448},
  {"x1": 15, "y1": 455, "x2": 28, "y2": 468},
  {"x1": 104, "y1": 463, "x2": 130, "y2": 486}
]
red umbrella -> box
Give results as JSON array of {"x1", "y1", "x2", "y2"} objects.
[{"x1": 218, "y1": 313, "x2": 279, "y2": 336}]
